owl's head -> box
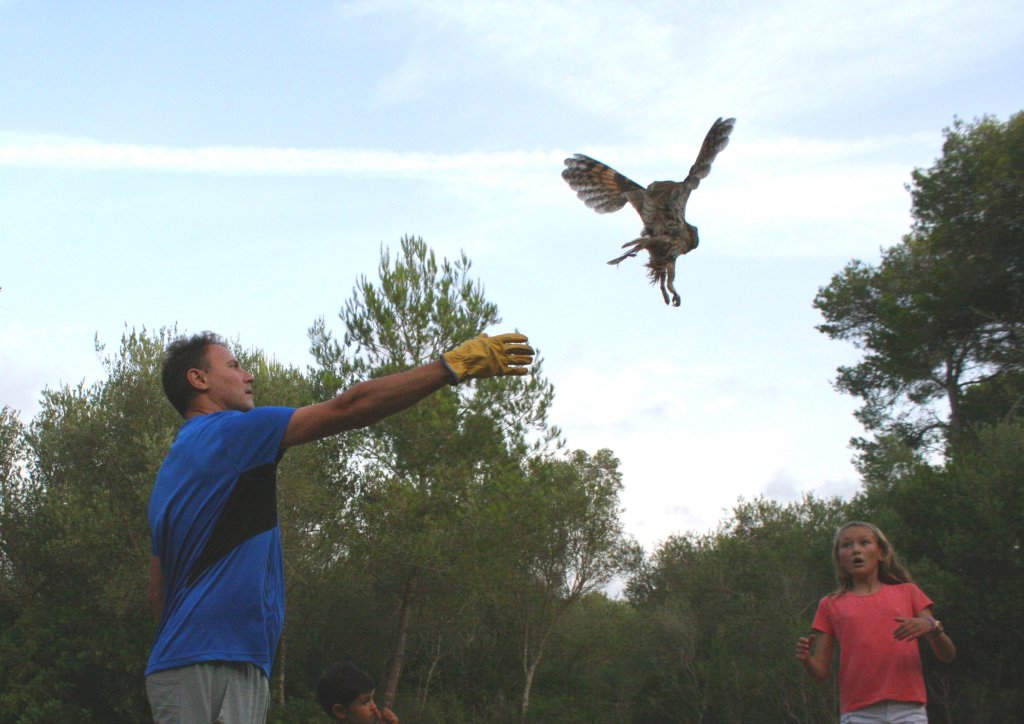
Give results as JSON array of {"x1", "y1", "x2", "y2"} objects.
[{"x1": 686, "y1": 221, "x2": 699, "y2": 250}]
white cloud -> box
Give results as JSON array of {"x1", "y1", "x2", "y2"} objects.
[
  {"x1": 0, "y1": 131, "x2": 564, "y2": 176},
  {"x1": 0, "y1": 128, "x2": 926, "y2": 224},
  {"x1": 340, "y1": 0, "x2": 1023, "y2": 142}
]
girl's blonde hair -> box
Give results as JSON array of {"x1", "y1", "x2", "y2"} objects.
[{"x1": 831, "y1": 521, "x2": 913, "y2": 595}]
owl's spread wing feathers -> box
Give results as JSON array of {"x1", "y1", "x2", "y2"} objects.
[
  {"x1": 562, "y1": 117, "x2": 735, "y2": 217},
  {"x1": 560, "y1": 155, "x2": 645, "y2": 214},
  {"x1": 682, "y1": 116, "x2": 735, "y2": 192}
]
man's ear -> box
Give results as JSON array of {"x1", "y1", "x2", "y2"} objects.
[
  {"x1": 332, "y1": 702, "x2": 348, "y2": 720},
  {"x1": 186, "y1": 367, "x2": 208, "y2": 391}
]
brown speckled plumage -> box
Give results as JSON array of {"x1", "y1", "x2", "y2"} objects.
[{"x1": 562, "y1": 117, "x2": 735, "y2": 306}]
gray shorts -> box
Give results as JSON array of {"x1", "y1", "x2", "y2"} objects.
[
  {"x1": 840, "y1": 700, "x2": 927, "y2": 724},
  {"x1": 146, "y1": 661, "x2": 270, "y2": 724}
]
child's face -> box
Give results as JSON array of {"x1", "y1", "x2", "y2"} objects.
[
  {"x1": 837, "y1": 526, "x2": 883, "y2": 580},
  {"x1": 333, "y1": 689, "x2": 381, "y2": 723}
]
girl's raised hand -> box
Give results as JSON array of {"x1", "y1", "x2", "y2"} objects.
[{"x1": 795, "y1": 633, "x2": 816, "y2": 660}]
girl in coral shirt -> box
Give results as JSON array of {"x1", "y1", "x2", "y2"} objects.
[{"x1": 796, "y1": 522, "x2": 956, "y2": 723}]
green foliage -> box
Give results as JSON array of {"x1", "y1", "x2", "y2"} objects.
[
  {"x1": 809, "y1": 112, "x2": 1024, "y2": 723},
  {"x1": 472, "y1": 449, "x2": 638, "y2": 720},
  {"x1": 266, "y1": 695, "x2": 326, "y2": 723},
  {"x1": 304, "y1": 235, "x2": 565, "y2": 710},
  {"x1": 815, "y1": 112, "x2": 1024, "y2": 463},
  {"x1": 908, "y1": 114, "x2": 1024, "y2": 349},
  {"x1": 0, "y1": 329, "x2": 178, "y2": 721},
  {"x1": 628, "y1": 496, "x2": 847, "y2": 722},
  {"x1": 854, "y1": 421, "x2": 1024, "y2": 721},
  {"x1": 530, "y1": 593, "x2": 645, "y2": 722}
]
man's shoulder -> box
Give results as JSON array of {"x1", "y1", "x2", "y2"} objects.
[
  {"x1": 165, "y1": 407, "x2": 295, "y2": 466},
  {"x1": 206, "y1": 406, "x2": 296, "y2": 451},
  {"x1": 242, "y1": 406, "x2": 296, "y2": 427},
  {"x1": 188, "y1": 406, "x2": 294, "y2": 431}
]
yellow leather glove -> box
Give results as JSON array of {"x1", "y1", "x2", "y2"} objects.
[{"x1": 441, "y1": 333, "x2": 534, "y2": 384}]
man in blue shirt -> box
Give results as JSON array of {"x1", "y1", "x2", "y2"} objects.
[{"x1": 146, "y1": 330, "x2": 533, "y2": 723}]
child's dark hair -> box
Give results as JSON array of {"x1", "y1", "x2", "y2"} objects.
[
  {"x1": 161, "y1": 331, "x2": 228, "y2": 416},
  {"x1": 831, "y1": 520, "x2": 914, "y2": 595},
  {"x1": 317, "y1": 661, "x2": 376, "y2": 718}
]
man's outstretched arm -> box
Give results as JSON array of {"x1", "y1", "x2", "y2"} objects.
[{"x1": 280, "y1": 333, "x2": 533, "y2": 449}]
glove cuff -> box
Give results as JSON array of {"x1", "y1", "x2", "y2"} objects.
[{"x1": 439, "y1": 355, "x2": 461, "y2": 385}]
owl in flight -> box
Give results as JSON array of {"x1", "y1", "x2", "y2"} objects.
[{"x1": 562, "y1": 117, "x2": 735, "y2": 306}]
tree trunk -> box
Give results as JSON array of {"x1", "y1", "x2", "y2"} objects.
[
  {"x1": 418, "y1": 635, "x2": 444, "y2": 708},
  {"x1": 278, "y1": 523, "x2": 287, "y2": 706},
  {"x1": 520, "y1": 625, "x2": 550, "y2": 723},
  {"x1": 381, "y1": 569, "x2": 419, "y2": 710},
  {"x1": 945, "y1": 356, "x2": 965, "y2": 440},
  {"x1": 520, "y1": 656, "x2": 539, "y2": 723},
  {"x1": 277, "y1": 630, "x2": 286, "y2": 706}
]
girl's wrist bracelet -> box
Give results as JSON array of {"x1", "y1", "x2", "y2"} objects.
[{"x1": 921, "y1": 616, "x2": 944, "y2": 638}]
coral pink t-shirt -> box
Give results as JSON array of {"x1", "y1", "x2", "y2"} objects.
[{"x1": 812, "y1": 583, "x2": 933, "y2": 714}]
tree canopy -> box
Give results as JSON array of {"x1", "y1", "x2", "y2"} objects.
[{"x1": 815, "y1": 112, "x2": 1024, "y2": 465}]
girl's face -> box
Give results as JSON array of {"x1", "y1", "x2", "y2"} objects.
[
  {"x1": 836, "y1": 525, "x2": 883, "y2": 581},
  {"x1": 333, "y1": 690, "x2": 381, "y2": 724}
]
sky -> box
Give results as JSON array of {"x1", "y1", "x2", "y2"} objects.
[{"x1": 2, "y1": 0, "x2": 1022, "y2": 553}]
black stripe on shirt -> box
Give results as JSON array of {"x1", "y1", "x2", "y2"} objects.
[{"x1": 187, "y1": 462, "x2": 279, "y2": 586}]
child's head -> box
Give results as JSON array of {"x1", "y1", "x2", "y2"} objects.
[
  {"x1": 317, "y1": 662, "x2": 379, "y2": 722},
  {"x1": 831, "y1": 521, "x2": 913, "y2": 592}
]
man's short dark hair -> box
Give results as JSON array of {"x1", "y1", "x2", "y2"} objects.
[
  {"x1": 317, "y1": 661, "x2": 376, "y2": 718},
  {"x1": 161, "y1": 331, "x2": 228, "y2": 417}
]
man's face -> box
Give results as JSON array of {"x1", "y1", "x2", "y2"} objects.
[{"x1": 198, "y1": 344, "x2": 255, "y2": 412}]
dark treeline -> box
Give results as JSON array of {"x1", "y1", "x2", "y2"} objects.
[{"x1": 1, "y1": 113, "x2": 1022, "y2": 722}]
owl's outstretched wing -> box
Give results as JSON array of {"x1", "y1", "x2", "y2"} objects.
[
  {"x1": 668, "y1": 117, "x2": 735, "y2": 213},
  {"x1": 680, "y1": 117, "x2": 735, "y2": 193},
  {"x1": 561, "y1": 154, "x2": 646, "y2": 214}
]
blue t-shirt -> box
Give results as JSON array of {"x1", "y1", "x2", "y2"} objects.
[{"x1": 146, "y1": 406, "x2": 295, "y2": 678}]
